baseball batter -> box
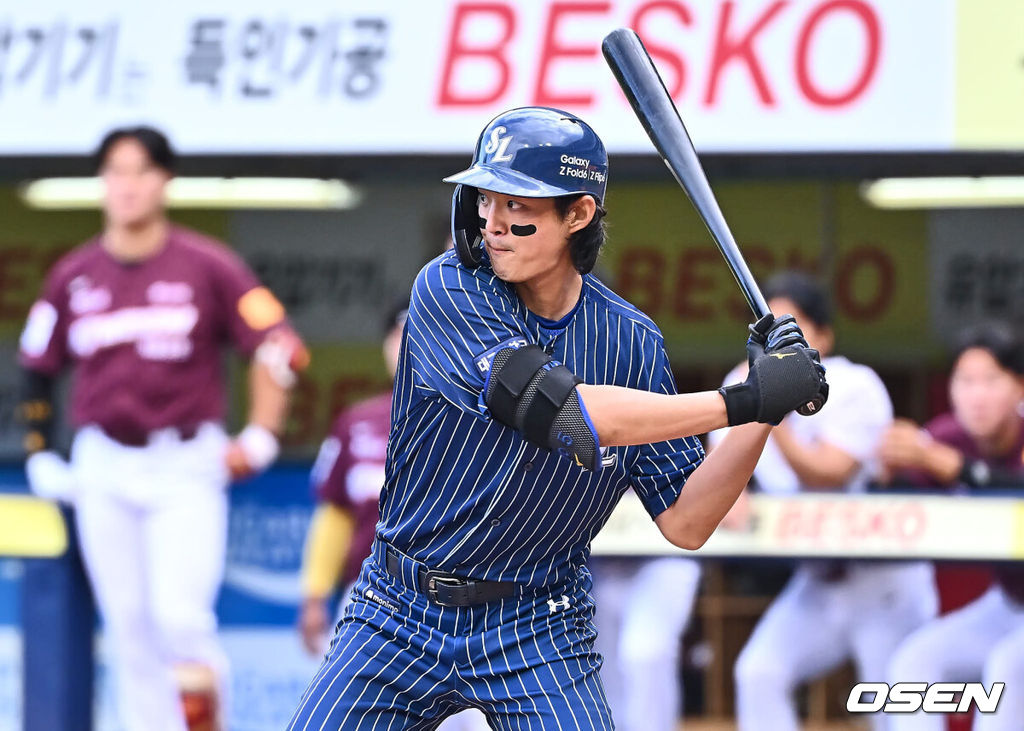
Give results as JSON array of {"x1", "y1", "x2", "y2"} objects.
[
  {"x1": 885, "y1": 323, "x2": 1024, "y2": 731},
  {"x1": 725, "y1": 273, "x2": 937, "y2": 731},
  {"x1": 287, "y1": 106, "x2": 828, "y2": 729},
  {"x1": 17, "y1": 127, "x2": 306, "y2": 731}
]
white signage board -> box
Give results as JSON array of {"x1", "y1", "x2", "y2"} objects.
[
  {"x1": 593, "y1": 492, "x2": 1024, "y2": 561},
  {"x1": 0, "y1": 0, "x2": 954, "y2": 154}
]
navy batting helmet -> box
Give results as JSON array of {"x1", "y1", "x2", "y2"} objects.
[{"x1": 443, "y1": 107, "x2": 608, "y2": 268}]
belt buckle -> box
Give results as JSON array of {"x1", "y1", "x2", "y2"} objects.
[{"x1": 424, "y1": 570, "x2": 467, "y2": 607}]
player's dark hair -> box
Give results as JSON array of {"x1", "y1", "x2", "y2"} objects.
[
  {"x1": 763, "y1": 271, "x2": 832, "y2": 328},
  {"x1": 555, "y1": 195, "x2": 607, "y2": 275},
  {"x1": 94, "y1": 126, "x2": 176, "y2": 174},
  {"x1": 953, "y1": 322, "x2": 1024, "y2": 375},
  {"x1": 383, "y1": 300, "x2": 409, "y2": 336}
]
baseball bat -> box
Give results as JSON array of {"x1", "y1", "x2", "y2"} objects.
[
  {"x1": 602, "y1": 28, "x2": 768, "y2": 317},
  {"x1": 602, "y1": 28, "x2": 823, "y2": 415}
]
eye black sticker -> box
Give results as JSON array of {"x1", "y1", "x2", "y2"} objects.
[
  {"x1": 510, "y1": 224, "x2": 537, "y2": 237},
  {"x1": 478, "y1": 217, "x2": 487, "y2": 229}
]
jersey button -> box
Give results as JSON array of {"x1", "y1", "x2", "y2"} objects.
[
  {"x1": 490, "y1": 518, "x2": 501, "y2": 527},
  {"x1": 522, "y1": 462, "x2": 533, "y2": 472}
]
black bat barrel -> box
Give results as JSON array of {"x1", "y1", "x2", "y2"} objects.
[{"x1": 601, "y1": 28, "x2": 770, "y2": 319}]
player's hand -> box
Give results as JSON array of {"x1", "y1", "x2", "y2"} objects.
[
  {"x1": 746, "y1": 313, "x2": 808, "y2": 366},
  {"x1": 25, "y1": 450, "x2": 77, "y2": 504},
  {"x1": 225, "y1": 423, "x2": 280, "y2": 480},
  {"x1": 878, "y1": 419, "x2": 933, "y2": 471},
  {"x1": 298, "y1": 597, "x2": 331, "y2": 656},
  {"x1": 719, "y1": 345, "x2": 828, "y2": 426}
]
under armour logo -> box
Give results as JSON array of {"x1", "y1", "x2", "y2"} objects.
[
  {"x1": 484, "y1": 126, "x2": 514, "y2": 163},
  {"x1": 547, "y1": 595, "x2": 572, "y2": 613}
]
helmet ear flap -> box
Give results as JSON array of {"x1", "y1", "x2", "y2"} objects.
[{"x1": 451, "y1": 185, "x2": 484, "y2": 268}]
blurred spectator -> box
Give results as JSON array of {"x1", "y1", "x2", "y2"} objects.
[
  {"x1": 718, "y1": 272, "x2": 937, "y2": 731},
  {"x1": 885, "y1": 322, "x2": 1024, "y2": 731},
  {"x1": 17, "y1": 126, "x2": 307, "y2": 731}
]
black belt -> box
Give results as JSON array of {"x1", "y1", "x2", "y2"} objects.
[{"x1": 383, "y1": 547, "x2": 519, "y2": 607}]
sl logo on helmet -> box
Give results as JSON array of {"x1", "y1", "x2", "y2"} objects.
[{"x1": 484, "y1": 126, "x2": 514, "y2": 163}]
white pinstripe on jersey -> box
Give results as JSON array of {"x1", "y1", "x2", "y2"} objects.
[
  {"x1": 380, "y1": 250, "x2": 703, "y2": 586},
  {"x1": 289, "y1": 548, "x2": 614, "y2": 730},
  {"x1": 287, "y1": 250, "x2": 704, "y2": 729}
]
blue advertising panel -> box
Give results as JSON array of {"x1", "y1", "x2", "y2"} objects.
[{"x1": 0, "y1": 462, "x2": 328, "y2": 731}]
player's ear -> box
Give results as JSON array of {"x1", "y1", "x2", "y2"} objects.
[{"x1": 565, "y1": 196, "x2": 596, "y2": 234}]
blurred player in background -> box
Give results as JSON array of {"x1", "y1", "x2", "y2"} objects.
[
  {"x1": 297, "y1": 301, "x2": 406, "y2": 655},
  {"x1": 884, "y1": 323, "x2": 1024, "y2": 730},
  {"x1": 297, "y1": 300, "x2": 488, "y2": 730},
  {"x1": 592, "y1": 553, "x2": 700, "y2": 730},
  {"x1": 287, "y1": 106, "x2": 827, "y2": 728},
  {"x1": 17, "y1": 126, "x2": 307, "y2": 731},
  {"x1": 725, "y1": 272, "x2": 937, "y2": 731}
]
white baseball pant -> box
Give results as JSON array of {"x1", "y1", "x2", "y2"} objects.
[
  {"x1": 72, "y1": 423, "x2": 230, "y2": 731},
  {"x1": 888, "y1": 584, "x2": 1024, "y2": 731},
  {"x1": 735, "y1": 561, "x2": 937, "y2": 731},
  {"x1": 593, "y1": 556, "x2": 701, "y2": 731}
]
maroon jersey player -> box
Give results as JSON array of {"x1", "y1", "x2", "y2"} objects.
[
  {"x1": 881, "y1": 322, "x2": 1024, "y2": 597},
  {"x1": 881, "y1": 322, "x2": 1024, "y2": 730},
  {"x1": 21, "y1": 224, "x2": 298, "y2": 451},
  {"x1": 298, "y1": 303, "x2": 405, "y2": 655},
  {"x1": 18, "y1": 127, "x2": 307, "y2": 731}
]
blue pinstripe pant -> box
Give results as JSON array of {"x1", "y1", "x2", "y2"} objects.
[{"x1": 287, "y1": 541, "x2": 613, "y2": 730}]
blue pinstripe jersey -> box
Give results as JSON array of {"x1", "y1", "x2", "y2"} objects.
[{"x1": 379, "y1": 250, "x2": 704, "y2": 587}]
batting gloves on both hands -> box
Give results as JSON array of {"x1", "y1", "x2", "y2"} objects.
[{"x1": 720, "y1": 314, "x2": 829, "y2": 426}]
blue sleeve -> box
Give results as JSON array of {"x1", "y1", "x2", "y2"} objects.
[
  {"x1": 406, "y1": 257, "x2": 531, "y2": 416},
  {"x1": 630, "y1": 345, "x2": 705, "y2": 519}
]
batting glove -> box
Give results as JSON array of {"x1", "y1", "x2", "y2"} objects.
[
  {"x1": 746, "y1": 314, "x2": 809, "y2": 366},
  {"x1": 226, "y1": 424, "x2": 280, "y2": 480},
  {"x1": 25, "y1": 450, "x2": 77, "y2": 504},
  {"x1": 720, "y1": 345, "x2": 828, "y2": 426}
]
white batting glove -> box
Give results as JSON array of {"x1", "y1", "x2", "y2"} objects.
[
  {"x1": 226, "y1": 424, "x2": 280, "y2": 480},
  {"x1": 25, "y1": 450, "x2": 77, "y2": 504}
]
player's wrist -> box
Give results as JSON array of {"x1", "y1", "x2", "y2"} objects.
[
  {"x1": 719, "y1": 383, "x2": 758, "y2": 426},
  {"x1": 722, "y1": 347, "x2": 827, "y2": 426},
  {"x1": 236, "y1": 423, "x2": 280, "y2": 473}
]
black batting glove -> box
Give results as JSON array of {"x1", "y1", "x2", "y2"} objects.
[
  {"x1": 745, "y1": 314, "x2": 772, "y2": 366},
  {"x1": 720, "y1": 345, "x2": 828, "y2": 426},
  {"x1": 764, "y1": 314, "x2": 808, "y2": 352},
  {"x1": 764, "y1": 315, "x2": 822, "y2": 416},
  {"x1": 746, "y1": 314, "x2": 809, "y2": 367}
]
